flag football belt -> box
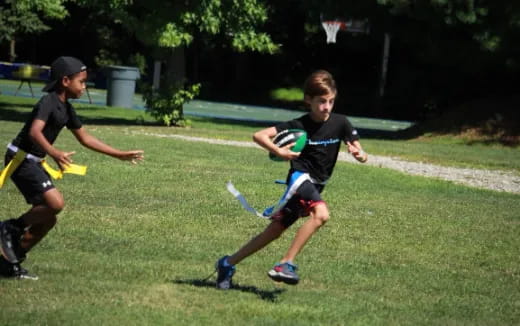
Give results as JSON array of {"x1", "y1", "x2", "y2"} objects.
[
  {"x1": 227, "y1": 171, "x2": 326, "y2": 219},
  {"x1": 0, "y1": 143, "x2": 87, "y2": 188}
]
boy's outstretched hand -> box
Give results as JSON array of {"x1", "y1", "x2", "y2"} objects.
[
  {"x1": 51, "y1": 150, "x2": 76, "y2": 170},
  {"x1": 346, "y1": 141, "x2": 368, "y2": 163},
  {"x1": 118, "y1": 150, "x2": 144, "y2": 164}
]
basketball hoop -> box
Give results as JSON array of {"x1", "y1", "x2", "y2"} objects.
[
  {"x1": 321, "y1": 21, "x2": 343, "y2": 44},
  {"x1": 321, "y1": 17, "x2": 370, "y2": 44}
]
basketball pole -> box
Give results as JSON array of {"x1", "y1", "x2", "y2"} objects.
[
  {"x1": 378, "y1": 32, "x2": 391, "y2": 97},
  {"x1": 153, "y1": 60, "x2": 161, "y2": 91}
]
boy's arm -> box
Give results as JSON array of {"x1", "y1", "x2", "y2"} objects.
[
  {"x1": 29, "y1": 119, "x2": 76, "y2": 169},
  {"x1": 346, "y1": 140, "x2": 368, "y2": 163},
  {"x1": 253, "y1": 127, "x2": 300, "y2": 161},
  {"x1": 71, "y1": 127, "x2": 144, "y2": 163}
]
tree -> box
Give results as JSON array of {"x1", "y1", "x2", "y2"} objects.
[
  {"x1": 292, "y1": 0, "x2": 520, "y2": 118},
  {"x1": 0, "y1": 0, "x2": 68, "y2": 61},
  {"x1": 75, "y1": 0, "x2": 279, "y2": 126}
]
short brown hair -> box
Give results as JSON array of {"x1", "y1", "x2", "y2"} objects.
[{"x1": 303, "y1": 70, "x2": 337, "y2": 98}]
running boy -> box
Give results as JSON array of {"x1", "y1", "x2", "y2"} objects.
[
  {"x1": 215, "y1": 70, "x2": 367, "y2": 289},
  {"x1": 0, "y1": 56, "x2": 144, "y2": 279}
]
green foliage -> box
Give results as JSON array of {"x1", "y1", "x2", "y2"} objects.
[
  {"x1": 232, "y1": 31, "x2": 279, "y2": 53},
  {"x1": 79, "y1": 0, "x2": 278, "y2": 53},
  {"x1": 94, "y1": 48, "x2": 120, "y2": 68},
  {"x1": 11, "y1": 0, "x2": 68, "y2": 19},
  {"x1": 270, "y1": 87, "x2": 304, "y2": 102},
  {"x1": 158, "y1": 22, "x2": 193, "y2": 48},
  {"x1": 0, "y1": 0, "x2": 67, "y2": 42},
  {"x1": 375, "y1": 0, "x2": 518, "y2": 54},
  {"x1": 128, "y1": 53, "x2": 147, "y2": 76},
  {"x1": 0, "y1": 0, "x2": 68, "y2": 60},
  {"x1": 143, "y1": 84, "x2": 201, "y2": 127}
]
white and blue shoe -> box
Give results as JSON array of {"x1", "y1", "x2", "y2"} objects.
[{"x1": 268, "y1": 262, "x2": 299, "y2": 285}]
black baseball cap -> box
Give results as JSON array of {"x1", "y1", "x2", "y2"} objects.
[{"x1": 42, "y1": 56, "x2": 87, "y2": 92}]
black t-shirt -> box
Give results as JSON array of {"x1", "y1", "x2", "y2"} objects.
[
  {"x1": 275, "y1": 113, "x2": 360, "y2": 183},
  {"x1": 11, "y1": 92, "x2": 83, "y2": 158}
]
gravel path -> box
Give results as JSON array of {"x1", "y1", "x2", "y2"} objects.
[{"x1": 133, "y1": 131, "x2": 520, "y2": 194}]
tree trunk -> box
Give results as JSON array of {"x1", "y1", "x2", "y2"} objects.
[
  {"x1": 165, "y1": 46, "x2": 186, "y2": 87},
  {"x1": 9, "y1": 39, "x2": 16, "y2": 62},
  {"x1": 164, "y1": 46, "x2": 186, "y2": 118}
]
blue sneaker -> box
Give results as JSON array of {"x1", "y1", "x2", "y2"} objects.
[
  {"x1": 268, "y1": 262, "x2": 299, "y2": 285},
  {"x1": 215, "y1": 256, "x2": 235, "y2": 289}
]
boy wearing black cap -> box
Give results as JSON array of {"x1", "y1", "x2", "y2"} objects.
[{"x1": 0, "y1": 56, "x2": 144, "y2": 279}]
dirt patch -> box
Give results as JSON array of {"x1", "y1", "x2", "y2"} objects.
[{"x1": 132, "y1": 131, "x2": 520, "y2": 194}]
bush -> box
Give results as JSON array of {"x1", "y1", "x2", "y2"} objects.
[
  {"x1": 143, "y1": 83, "x2": 201, "y2": 127},
  {"x1": 270, "y1": 87, "x2": 303, "y2": 102}
]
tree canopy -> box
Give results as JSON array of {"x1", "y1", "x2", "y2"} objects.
[
  {"x1": 2, "y1": 0, "x2": 519, "y2": 122},
  {"x1": 0, "y1": 0, "x2": 68, "y2": 61},
  {"x1": 74, "y1": 0, "x2": 278, "y2": 54}
]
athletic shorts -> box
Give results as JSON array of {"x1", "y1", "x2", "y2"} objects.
[
  {"x1": 4, "y1": 150, "x2": 55, "y2": 205},
  {"x1": 271, "y1": 170, "x2": 326, "y2": 228}
]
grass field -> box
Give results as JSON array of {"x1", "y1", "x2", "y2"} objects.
[
  {"x1": 0, "y1": 95, "x2": 519, "y2": 325},
  {"x1": 0, "y1": 95, "x2": 518, "y2": 172}
]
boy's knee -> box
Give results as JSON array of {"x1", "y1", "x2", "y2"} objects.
[
  {"x1": 49, "y1": 201, "x2": 64, "y2": 214},
  {"x1": 43, "y1": 189, "x2": 65, "y2": 214},
  {"x1": 314, "y1": 212, "x2": 329, "y2": 226},
  {"x1": 46, "y1": 197, "x2": 65, "y2": 214},
  {"x1": 311, "y1": 205, "x2": 329, "y2": 226}
]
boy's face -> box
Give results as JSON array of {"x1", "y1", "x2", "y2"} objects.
[
  {"x1": 305, "y1": 92, "x2": 336, "y2": 122},
  {"x1": 62, "y1": 71, "x2": 87, "y2": 99}
]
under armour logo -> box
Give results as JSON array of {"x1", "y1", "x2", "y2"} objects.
[{"x1": 42, "y1": 180, "x2": 52, "y2": 188}]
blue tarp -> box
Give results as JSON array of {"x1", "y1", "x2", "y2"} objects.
[{"x1": 0, "y1": 62, "x2": 50, "y2": 81}]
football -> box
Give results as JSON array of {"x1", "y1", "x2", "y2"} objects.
[{"x1": 269, "y1": 129, "x2": 307, "y2": 161}]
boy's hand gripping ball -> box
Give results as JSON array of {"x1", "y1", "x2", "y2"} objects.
[{"x1": 269, "y1": 129, "x2": 307, "y2": 161}]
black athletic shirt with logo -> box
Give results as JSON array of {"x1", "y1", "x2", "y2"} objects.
[
  {"x1": 275, "y1": 113, "x2": 359, "y2": 183},
  {"x1": 11, "y1": 92, "x2": 83, "y2": 158}
]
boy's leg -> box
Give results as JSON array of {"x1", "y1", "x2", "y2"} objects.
[
  {"x1": 216, "y1": 220, "x2": 286, "y2": 289},
  {"x1": 228, "y1": 219, "x2": 286, "y2": 265},
  {"x1": 19, "y1": 188, "x2": 64, "y2": 252},
  {"x1": 280, "y1": 202, "x2": 329, "y2": 263},
  {"x1": 268, "y1": 203, "x2": 329, "y2": 284},
  {"x1": 1, "y1": 188, "x2": 63, "y2": 262}
]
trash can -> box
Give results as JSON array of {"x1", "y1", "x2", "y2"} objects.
[{"x1": 104, "y1": 65, "x2": 140, "y2": 108}]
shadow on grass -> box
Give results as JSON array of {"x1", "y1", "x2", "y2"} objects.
[
  {"x1": 0, "y1": 100, "x2": 33, "y2": 122},
  {"x1": 172, "y1": 278, "x2": 286, "y2": 302},
  {"x1": 0, "y1": 100, "x2": 159, "y2": 127}
]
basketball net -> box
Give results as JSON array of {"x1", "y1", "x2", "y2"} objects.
[{"x1": 322, "y1": 21, "x2": 342, "y2": 43}]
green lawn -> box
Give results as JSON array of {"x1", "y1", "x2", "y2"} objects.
[
  {"x1": 1, "y1": 94, "x2": 518, "y2": 172},
  {"x1": 0, "y1": 95, "x2": 519, "y2": 325}
]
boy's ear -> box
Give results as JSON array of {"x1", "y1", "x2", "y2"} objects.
[
  {"x1": 303, "y1": 95, "x2": 312, "y2": 105},
  {"x1": 61, "y1": 76, "x2": 71, "y2": 87}
]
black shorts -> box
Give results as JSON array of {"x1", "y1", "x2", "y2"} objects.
[
  {"x1": 271, "y1": 171, "x2": 326, "y2": 228},
  {"x1": 5, "y1": 150, "x2": 55, "y2": 205}
]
